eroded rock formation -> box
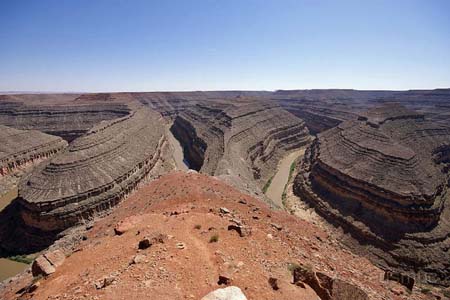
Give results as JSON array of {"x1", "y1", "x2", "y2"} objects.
[
  {"x1": 170, "y1": 99, "x2": 311, "y2": 194},
  {"x1": 0, "y1": 95, "x2": 129, "y2": 142},
  {"x1": 294, "y1": 104, "x2": 450, "y2": 285},
  {"x1": 0, "y1": 126, "x2": 67, "y2": 177},
  {"x1": 0, "y1": 102, "x2": 170, "y2": 252},
  {"x1": 20, "y1": 103, "x2": 167, "y2": 230}
]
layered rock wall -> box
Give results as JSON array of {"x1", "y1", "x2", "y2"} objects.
[
  {"x1": 0, "y1": 126, "x2": 67, "y2": 177},
  {"x1": 16, "y1": 103, "x2": 167, "y2": 234},
  {"x1": 294, "y1": 105, "x2": 450, "y2": 284}
]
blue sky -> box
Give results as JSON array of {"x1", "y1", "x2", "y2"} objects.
[{"x1": 1, "y1": 0, "x2": 449, "y2": 92}]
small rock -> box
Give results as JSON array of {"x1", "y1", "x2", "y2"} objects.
[
  {"x1": 138, "y1": 238, "x2": 152, "y2": 250},
  {"x1": 228, "y1": 224, "x2": 251, "y2": 237},
  {"x1": 176, "y1": 242, "x2": 186, "y2": 249},
  {"x1": 201, "y1": 286, "x2": 247, "y2": 300},
  {"x1": 95, "y1": 276, "x2": 115, "y2": 290},
  {"x1": 268, "y1": 277, "x2": 279, "y2": 290},
  {"x1": 271, "y1": 223, "x2": 283, "y2": 231},
  {"x1": 217, "y1": 275, "x2": 232, "y2": 286},
  {"x1": 132, "y1": 254, "x2": 146, "y2": 264},
  {"x1": 138, "y1": 233, "x2": 168, "y2": 249},
  {"x1": 391, "y1": 286, "x2": 404, "y2": 296},
  {"x1": 220, "y1": 207, "x2": 231, "y2": 214}
]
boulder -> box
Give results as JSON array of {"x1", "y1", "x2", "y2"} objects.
[
  {"x1": 31, "y1": 256, "x2": 56, "y2": 277},
  {"x1": 44, "y1": 249, "x2": 65, "y2": 267},
  {"x1": 201, "y1": 286, "x2": 247, "y2": 300}
]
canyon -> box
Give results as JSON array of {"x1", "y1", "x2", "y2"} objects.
[{"x1": 0, "y1": 89, "x2": 450, "y2": 299}]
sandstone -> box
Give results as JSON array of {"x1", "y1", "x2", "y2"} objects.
[
  {"x1": 43, "y1": 250, "x2": 65, "y2": 268},
  {"x1": 227, "y1": 224, "x2": 251, "y2": 237},
  {"x1": 132, "y1": 254, "x2": 146, "y2": 264},
  {"x1": 138, "y1": 233, "x2": 168, "y2": 250},
  {"x1": 270, "y1": 223, "x2": 283, "y2": 231},
  {"x1": 291, "y1": 264, "x2": 368, "y2": 300},
  {"x1": 32, "y1": 256, "x2": 56, "y2": 277},
  {"x1": 201, "y1": 286, "x2": 247, "y2": 300}
]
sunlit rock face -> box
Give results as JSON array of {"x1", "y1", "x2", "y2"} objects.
[
  {"x1": 17, "y1": 103, "x2": 168, "y2": 233},
  {"x1": 295, "y1": 104, "x2": 450, "y2": 285},
  {"x1": 0, "y1": 125, "x2": 67, "y2": 177}
]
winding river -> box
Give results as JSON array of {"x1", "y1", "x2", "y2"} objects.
[{"x1": 265, "y1": 148, "x2": 306, "y2": 207}]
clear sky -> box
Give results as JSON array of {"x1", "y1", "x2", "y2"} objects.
[{"x1": 1, "y1": 0, "x2": 449, "y2": 92}]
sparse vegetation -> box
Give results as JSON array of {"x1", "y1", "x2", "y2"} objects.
[
  {"x1": 420, "y1": 288, "x2": 431, "y2": 294},
  {"x1": 209, "y1": 234, "x2": 219, "y2": 243},
  {"x1": 287, "y1": 262, "x2": 301, "y2": 274},
  {"x1": 194, "y1": 224, "x2": 201, "y2": 230},
  {"x1": 281, "y1": 161, "x2": 297, "y2": 205},
  {"x1": 263, "y1": 176, "x2": 274, "y2": 194},
  {"x1": 8, "y1": 254, "x2": 34, "y2": 264},
  {"x1": 444, "y1": 290, "x2": 450, "y2": 298}
]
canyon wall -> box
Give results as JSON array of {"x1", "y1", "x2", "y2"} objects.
[
  {"x1": 294, "y1": 104, "x2": 450, "y2": 285},
  {"x1": 0, "y1": 126, "x2": 67, "y2": 177},
  {"x1": 0, "y1": 95, "x2": 129, "y2": 142}
]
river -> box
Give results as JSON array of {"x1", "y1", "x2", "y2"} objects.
[
  {"x1": 0, "y1": 259, "x2": 28, "y2": 282},
  {"x1": 265, "y1": 148, "x2": 306, "y2": 207},
  {"x1": 166, "y1": 126, "x2": 189, "y2": 171}
]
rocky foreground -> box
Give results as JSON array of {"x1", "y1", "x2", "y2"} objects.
[{"x1": 0, "y1": 172, "x2": 439, "y2": 300}]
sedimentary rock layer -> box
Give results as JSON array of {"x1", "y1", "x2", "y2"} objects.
[
  {"x1": 16, "y1": 103, "x2": 167, "y2": 234},
  {"x1": 0, "y1": 126, "x2": 67, "y2": 177},
  {"x1": 272, "y1": 89, "x2": 450, "y2": 133},
  {"x1": 294, "y1": 105, "x2": 450, "y2": 285},
  {"x1": 0, "y1": 96, "x2": 129, "y2": 142},
  {"x1": 170, "y1": 99, "x2": 311, "y2": 195}
]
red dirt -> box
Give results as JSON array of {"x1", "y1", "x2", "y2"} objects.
[{"x1": 0, "y1": 172, "x2": 434, "y2": 300}]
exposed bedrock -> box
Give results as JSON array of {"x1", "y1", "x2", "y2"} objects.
[
  {"x1": 0, "y1": 104, "x2": 169, "y2": 252},
  {"x1": 294, "y1": 104, "x2": 450, "y2": 285},
  {"x1": 0, "y1": 98, "x2": 130, "y2": 142},
  {"x1": 272, "y1": 88, "x2": 450, "y2": 133},
  {"x1": 0, "y1": 125, "x2": 67, "y2": 177},
  {"x1": 170, "y1": 100, "x2": 311, "y2": 196}
]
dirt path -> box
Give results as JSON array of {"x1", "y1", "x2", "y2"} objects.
[{"x1": 265, "y1": 148, "x2": 306, "y2": 207}]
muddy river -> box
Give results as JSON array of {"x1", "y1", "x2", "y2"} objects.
[
  {"x1": 265, "y1": 148, "x2": 306, "y2": 207},
  {"x1": 0, "y1": 258, "x2": 28, "y2": 282}
]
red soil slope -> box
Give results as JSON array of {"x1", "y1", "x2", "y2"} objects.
[{"x1": 0, "y1": 172, "x2": 434, "y2": 300}]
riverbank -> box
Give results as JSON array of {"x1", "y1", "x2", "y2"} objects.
[{"x1": 265, "y1": 148, "x2": 306, "y2": 207}]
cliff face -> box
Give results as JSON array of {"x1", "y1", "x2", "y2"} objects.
[
  {"x1": 0, "y1": 126, "x2": 67, "y2": 177},
  {"x1": 0, "y1": 97, "x2": 129, "y2": 142},
  {"x1": 273, "y1": 89, "x2": 450, "y2": 134},
  {"x1": 20, "y1": 103, "x2": 167, "y2": 229},
  {"x1": 169, "y1": 99, "x2": 311, "y2": 195},
  {"x1": 0, "y1": 103, "x2": 170, "y2": 252},
  {"x1": 294, "y1": 105, "x2": 450, "y2": 285}
]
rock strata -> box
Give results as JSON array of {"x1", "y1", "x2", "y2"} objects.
[
  {"x1": 294, "y1": 105, "x2": 450, "y2": 285},
  {"x1": 0, "y1": 125, "x2": 67, "y2": 177},
  {"x1": 170, "y1": 100, "x2": 311, "y2": 195},
  {"x1": 0, "y1": 103, "x2": 170, "y2": 251}
]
